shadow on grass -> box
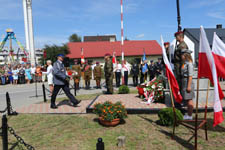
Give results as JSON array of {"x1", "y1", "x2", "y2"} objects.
[{"x1": 93, "y1": 118, "x2": 126, "y2": 127}]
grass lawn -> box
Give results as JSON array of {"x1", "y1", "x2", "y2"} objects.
[{"x1": 1, "y1": 113, "x2": 225, "y2": 150}]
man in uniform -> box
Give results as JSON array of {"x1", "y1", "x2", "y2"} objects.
[
  {"x1": 154, "y1": 58, "x2": 162, "y2": 77},
  {"x1": 173, "y1": 31, "x2": 188, "y2": 88},
  {"x1": 104, "y1": 53, "x2": 113, "y2": 94},
  {"x1": 148, "y1": 60, "x2": 155, "y2": 81},
  {"x1": 72, "y1": 59, "x2": 81, "y2": 90},
  {"x1": 83, "y1": 61, "x2": 92, "y2": 89},
  {"x1": 93, "y1": 62, "x2": 102, "y2": 89},
  {"x1": 164, "y1": 42, "x2": 170, "y2": 62},
  {"x1": 131, "y1": 61, "x2": 139, "y2": 86},
  {"x1": 114, "y1": 60, "x2": 122, "y2": 87},
  {"x1": 51, "y1": 54, "x2": 81, "y2": 109}
]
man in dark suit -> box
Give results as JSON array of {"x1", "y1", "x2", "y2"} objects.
[{"x1": 50, "y1": 54, "x2": 81, "y2": 109}]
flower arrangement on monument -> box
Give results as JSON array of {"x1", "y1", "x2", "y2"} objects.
[
  {"x1": 137, "y1": 77, "x2": 165, "y2": 104},
  {"x1": 93, "y1": 101, "x2": 127, "y2": 126}
]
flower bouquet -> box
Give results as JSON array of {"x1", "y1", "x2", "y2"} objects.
[{"x1": 137, "y1": 77, "x2": 165, "y2": 104}]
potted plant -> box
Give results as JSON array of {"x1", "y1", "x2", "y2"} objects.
[{"x1": 93, "y1": 101, "x2": 128, "y2": 126}]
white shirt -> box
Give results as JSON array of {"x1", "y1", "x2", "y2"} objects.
[
  {"x1": 114, "y1": 64, "x2": 122, "y2": 72},
  {"x1": 42, "y1": 65, "x2": 53, "y2": 78},
  {"x1": 30, "y1": 67, "x2": 36, "y2": 74}
]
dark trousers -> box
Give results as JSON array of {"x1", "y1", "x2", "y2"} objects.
[
  {"x1": 124, "y1": 71, "x2": 128, "y2": 86},
  {"x1": 133, "y1": 76, "x2": 138, "y2": 86},
  {"x1": 149, "y1": 73, "x2": 155, "y2": 81},
  {"x1": 115, "y1": 72, "x2": 121, "y2": 87},
  {"x1": 140, "y1": 73, "x2": 147, "y2": 84},
  {"x1": 19, "y1": 75, "x2": 25, "y2": 84},
  {"x1": 51, "y1": 84, "x2": 78, "y2": 105}
]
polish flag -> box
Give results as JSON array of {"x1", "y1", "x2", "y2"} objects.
[
  {"x1": 199, "y1": 26, "x2": 224, "y2": 126},
  {"x1": 161, "y1": 36, "x2": 182, "y2": 103},
  {"x1": 81, "y1": 48, "x2": 85, "y2": 64},
  {"x1": 212, "y1": 32, "x2": 225, "y2": 78},
  {"x1": 112, "y1": 51, "x2": 117, "y2": 64}
]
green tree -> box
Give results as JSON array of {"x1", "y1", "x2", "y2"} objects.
[{"x1": 69, "y1": 34, "x2": 82, "y2": 42}]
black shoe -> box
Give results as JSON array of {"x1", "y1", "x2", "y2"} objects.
[
  {"x1": 71, "y1": 100, "x2": 81, "y2": 107},
  {"x1": 50, "y1": 104, "x2": 58, "y2": 109}
]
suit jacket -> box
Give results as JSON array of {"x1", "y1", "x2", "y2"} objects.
[{"x1": 53, "y1": 60, "x2": 67, "y2": 85}]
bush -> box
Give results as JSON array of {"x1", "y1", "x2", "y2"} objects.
[
  {"x1": 158, "y1": 108, "x2": 183, "y2": 126},
  {"x1": 118, "y1": 85, "x2": 130, "y2": 94}
]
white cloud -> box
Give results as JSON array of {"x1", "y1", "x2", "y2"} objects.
[
  {"x1": 136, "y1": 33, "x2": 145, "y2": 38},
  {"x1": 207, "y1": 11, "x2": 225, "y2": 20}
]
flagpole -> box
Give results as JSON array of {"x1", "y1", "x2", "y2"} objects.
[
  {"x1": 168, "y1": 78, "x2": 177, "y2": 138},
  {"x1": 121, "y1": 0, "x2": 125, "y2": 85},
  {"x1": 195, "y1": 78, "x2": 200, "y2": 150},
  {"x1": 204, "y1": 80, "x2": 210, "y2": 141}
]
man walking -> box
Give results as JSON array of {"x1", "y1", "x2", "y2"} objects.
[
  {"x1": 104, "y1": 53, "x2": 113, "y2": 94},
  {"x1": 51, "y1": 54, "x2": 81, "y2": 109}
]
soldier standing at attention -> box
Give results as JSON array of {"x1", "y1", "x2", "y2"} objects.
[
  {"x1": 72, "y1": 60, "x2": 81, "y2": 90},
  {"x1": 104, "y1": 53, "x2": 113, "y2": 94},
  {"x1": 148, "y1": 60, "x2": 155, "y2": 81},
  {"x1": 51, "y1": 54, "x2": 81, "y2": 109},
  {"x1": 114, "y1": 60, "x2": 122, "y2": 87},
  {"x1": 164, "y1": 42, "x2": 171, "y2": 62},
  {"x1": 84, "y1": 61, "x2": 92, "y2": 89},
  {"x1": 174, "y1": 31, "x2": 189, "y2": 88},
  {"x1": 131, "y1": 61, "x2": 139, "y2": 86},
  {"x1": 93, "y1": 62, "x2": 102, "y2": 89}
]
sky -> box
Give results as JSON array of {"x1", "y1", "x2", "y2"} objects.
[{"x1": 0, "y1": 0, "x2": 225, "y2": 49}]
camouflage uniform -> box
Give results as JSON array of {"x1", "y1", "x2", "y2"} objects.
[
  {"x1": 94, "y1": 65, "x2": 102, "y2": 88},
  {"x1": 84, "y1": 64, "x2": 92, "y2": 89},
  {"x1": 174, "y1": 41, "x2": 188, "y2": 88},
  {"x1": 72, "y1": 64, "x2": 81, "y2": 89},
  {"x1": 104, "y1": 59, "x2": 113, "y2": 94}
]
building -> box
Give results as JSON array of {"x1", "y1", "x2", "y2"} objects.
[
  {"x1": 67, "y1": 40, "x2": 162, "y2": 64},
  {"x1": 84, "y1": 35, "x2": 117, "y2": 42},
  {"x1": 185, "y1": 24, "x2": 225, "y2": 64}
]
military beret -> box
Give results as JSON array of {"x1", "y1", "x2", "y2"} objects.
[
  {"x1": 96, "y1": 62, "x2": 100, "y2": 64},
  {"x1": 181, "y1": 49, "x2": 192, "y2": 54},
  {"x1": 104, "y1": 53, "x2": 111, "y2": 57},
  {"x1": 164, "y1": 42, "x2": 170, "y2": 46},
  {"x1": 57, "y1": 54, "x2": 65, "y2": 57},
  {"x1": 150, "y1": 60, "x2": 154, "y2": 62},
  {"x1": 174, "y1": 31, "x2": 184, "y2": 37}
]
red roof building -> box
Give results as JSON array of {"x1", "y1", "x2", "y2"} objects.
[{"x1": 67, "y1": 40, "x2": 162, "y2": 59}]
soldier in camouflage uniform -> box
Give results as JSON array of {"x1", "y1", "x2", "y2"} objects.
[
  {"x1": 104, "y1": 53, "x2": 113, "y2": 94},
  {"x1": 83, "y1": 61, "x2": 92, "y2": 89},
  {"x1": 72, "y1": 60, "x2": 81, "y2": 89},
  {"x1": 93, "y1": 62, "x2": 102, "y2": 89},
  {"x1": 173, "y1": 31, "x2": 188, "y2": 89}
]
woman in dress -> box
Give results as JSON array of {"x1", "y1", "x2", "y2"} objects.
[
  {"x1": 42, "y1": 60, "x2": 53, "y2": 96},
  {"x1": 180, "y1": 49, "x2": 195, "y2": 120},
  {"x1": 25, "y1": 65, "x2": 32, "y2": 84},
  {"x1": 12, "y1": 66, "x2": 19, "y2": 85}
]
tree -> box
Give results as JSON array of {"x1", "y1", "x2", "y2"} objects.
[
  {"x1": 69, "y1": 34, "x2": 82, "y2": 42},
  {"x1": 40, "y1": 44, "x2": 69, "y2": 64}
]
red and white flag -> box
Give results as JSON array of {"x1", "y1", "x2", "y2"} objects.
[
  {"x1": 81, "y1": 48, "x2": 85, "y2": 64},
  {"x1": 161, "y1": 36, "x2": 183, "y2": 103},
  {"x1": 199, "y1": 26, "x2": 224, "y2": 126},
  {"x1": 112, "y1": 51, "x2": 117, "y2": 64},
  {"x1": 212, "y1": 32, "x2": 225, "y2": 78}
]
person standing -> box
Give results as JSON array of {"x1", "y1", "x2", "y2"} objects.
[
  {"x1": 25, "y1": 65, "x2": 32, "y2": 84},
  {"x1": 93, "y1": 62, "x2": 102, "y2": 89},
  {"x1": 114, "y1": 60, "x2": 122, "y2": 87},
  {"x1": 180, "y1": 49, "x2": 194, "y2": 120},
  {"x1": 148, "y1": 60, "x2": 155, "y2": 81},
  {"x1": 72, "y1": 60, "x2": 81, "y2": 90},
  {"x1": 155, "y1": 58, "x2": 163, "y2": 77},
  {"x1": 18, "y1": 65, "x2": 25, "y2": 84},
  {"x1": 43, "y1": 60, "x2": 54, "y2": 96},
  {"x1": 131, "y1": 61, "x2": 139, "y2": 86},
  {"x1": 30, "y1": 64, "x2": 36, "y2": 83},
  {"x1": 12, "y1": 66, "x2": 19, "y2": 84},
  {"x1": 173, "y1": 31, "x2": 189, "y2": 88},
  {"x1": 83, "y1": 61, "x2": 92, "y2": 89},
  {"x1": 122, "y1": 60, "x2": 130, "y2": 86},
  {"x1": 50, "y1": 54, "x2": 81, "y2": 109},
  {"x1": 104, "y1": 53, "x2": 113, "y2": 94}
]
